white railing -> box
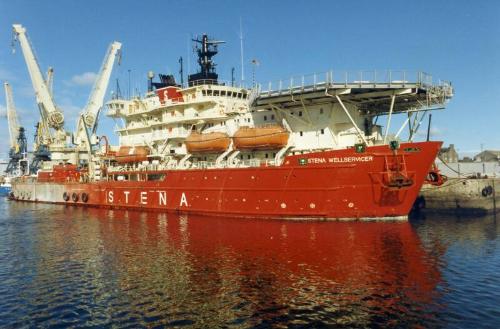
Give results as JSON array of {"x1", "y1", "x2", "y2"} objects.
[
  {"x1": 182, "y1": 79, "x2": 247, "y2": 89},
  {"x1": 258, "y1": 70, "x2": 449, "y2": 96},
  {"x1": 104, "y1": 157, "x2": 278, "y2": 174}
]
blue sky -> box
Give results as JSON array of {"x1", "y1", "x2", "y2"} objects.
[{"x1": 0, "y1": 0, "x2": 499, "y2": 158}]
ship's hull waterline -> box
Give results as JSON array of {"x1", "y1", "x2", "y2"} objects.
[{"x1": 10, "y1": 141, "x2": 441, "y2": 220}]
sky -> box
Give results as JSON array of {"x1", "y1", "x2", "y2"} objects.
[{"x1": 0, "y1": 0, "x2": 499, "y2": 158}]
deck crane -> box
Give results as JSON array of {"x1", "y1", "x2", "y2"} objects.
[
  {"x1": 74, "y1": 41, "x2": 122, "y2": 146},
  {"x1": 46, "y1": 67, "x2": 54, "y2": 96},
  {"x1": 4, "y1": 82, "x2": 28, "y2": 175},
  {"x1": 12, "y1": 24, "x2": 66, "y2": 145}
]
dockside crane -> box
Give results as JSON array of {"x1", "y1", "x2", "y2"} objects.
[
  {"x1": 74, "y1": 41, "x2": 122, "y2": 147},
  {"x1": 12, "y1": 24, "x2": 66, "y2": 146},
  {"x1": 3, "y1": 82, "x2": 28, "y2": 175}
]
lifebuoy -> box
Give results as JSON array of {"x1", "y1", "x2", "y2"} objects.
[
  {"x1": 63, "y1": 192, "x2": 70, "y2": 202},
  {"x1": 81, "y1": 192, "x2": 89, "y2": 203},
  {"x1": 71, "y1": 192, "x2": 79, "y2": 202}
]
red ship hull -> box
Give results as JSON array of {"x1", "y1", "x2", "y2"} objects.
[{"x1": 10, "y1": 141, "x2": 441, "y2": 220}]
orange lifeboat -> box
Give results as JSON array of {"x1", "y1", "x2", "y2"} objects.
[
  {"x1": 115, "y1": 146, "x2": 150, "y2": 163},
  {"x1": 233, "y1": 125, "x2": 289, "y2": 150},
  {"x1": 185, "y1": 132, "x2": 231, "y2": 153}
]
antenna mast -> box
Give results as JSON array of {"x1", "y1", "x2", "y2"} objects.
[
  {"x1": 240, "y1": 18, "x2": 245, "y2": 83},
  {"x1": 179, "y1": 56, "x2": 184, "y2": 85}
]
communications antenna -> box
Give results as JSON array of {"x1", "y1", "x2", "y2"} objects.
[{"x1": 240, "y1": 17, "x2": 245, "y2": 83}]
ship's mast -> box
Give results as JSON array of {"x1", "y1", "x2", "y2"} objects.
[
  {"x1": 240, "y1": 18, "x2": 244, "y2": 83},
  {"x1": 188, "y1": 34, "x2": 225, "y2": 85}
]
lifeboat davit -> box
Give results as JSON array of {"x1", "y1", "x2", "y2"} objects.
[
  {"x1": 233, "y1": 125, "x2": 289, "y2": 150},
  {"x1": 115, "y1": 146, "x2": 150, "y2": 163},
  {"x1": 185, "y1": 132, "x2": 231, "y2": 153}
]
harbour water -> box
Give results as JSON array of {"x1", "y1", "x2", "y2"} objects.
[{"x1": 0, "y1": 198, "x2": 499, "y2": 328}]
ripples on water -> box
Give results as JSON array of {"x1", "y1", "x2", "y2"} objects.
[{"x1": 0, "y1": 199, "x2": 499, "y2": 328}]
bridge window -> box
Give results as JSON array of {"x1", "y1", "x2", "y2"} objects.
[{"x1": 147, "y1": 173, "x2": 166, "y2": 181}]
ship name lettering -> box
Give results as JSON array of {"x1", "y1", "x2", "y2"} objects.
[
  {"x1": 158, "y1": 191, "x2": 167, "y2": 206},
  {"x1": 330, "y1": 156, "x2": 374, "y2": 163},
  {"x1": 140, "y1": 191, "x2": 148, "y2": 205},
  {"x1": 108, "y1": 191, "x2": 114, "y2": 203},
  {"x1": 124, "y1": 191, "x2": 130, "y2": 204},
  {"x1": 180, "y1": 192, "x2": 188, "y2": 207},
  {"x1": 308, "y1": 158, "x2": 327, "y2": 164}
]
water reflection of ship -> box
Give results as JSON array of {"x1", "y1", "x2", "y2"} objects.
[{"x1": 76, "y1": 208, "x2": 443, "y2": 326}]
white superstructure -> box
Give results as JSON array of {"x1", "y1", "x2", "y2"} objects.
[
  {"x1": 108, "y1": 84, "x2": 252, "y2": 158},
  {"x1": 104, "y1": 35, "x2": 453, "y2": 171}
]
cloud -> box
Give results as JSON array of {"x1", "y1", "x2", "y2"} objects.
[{"x1": 70, "y1": 72, "x2": 97, "y2": 86}]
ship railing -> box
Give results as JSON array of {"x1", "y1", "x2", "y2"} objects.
[
  {"x1": 184, "y1": 158, "x2": 278, "y2": 170},
  {"x1": 228, "y1": 159, "x2": 277, "y2": 168},
  {"x1": 104, "y1": 158, "x2": 280, "y2": 173},
  {"x1": 183, "y1": 79, "x2": 248, "y2": 89},
  {"x1": 258, "y1": 70, "x2": 449, "y2": 97}
]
